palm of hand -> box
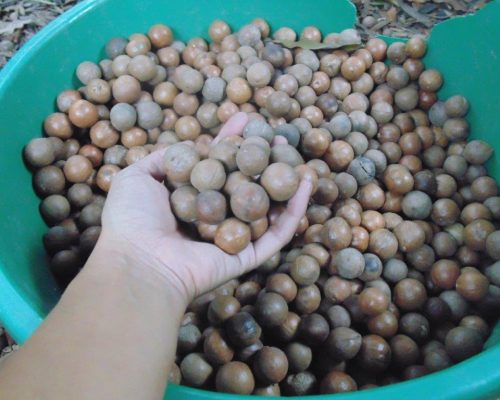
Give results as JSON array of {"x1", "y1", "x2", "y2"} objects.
[{"x1": 100, "y1": 113, "x2": 312, "y2": 303}]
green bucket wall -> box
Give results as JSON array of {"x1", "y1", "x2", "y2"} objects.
[{"x1": 0, "y1": 0, "x2": 499, "y2": 398}]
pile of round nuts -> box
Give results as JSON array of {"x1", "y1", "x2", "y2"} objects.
[{"x1": 24, "y1": 18, "x2": 500, "y2": 395}]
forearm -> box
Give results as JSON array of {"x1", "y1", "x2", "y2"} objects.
[{"x1": 0, "y1": 237, "x2": 186, "y2": 400}]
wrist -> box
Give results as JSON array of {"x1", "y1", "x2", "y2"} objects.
[{"x1": 83, "y1": 230, "x2": 190, "y2": 311}]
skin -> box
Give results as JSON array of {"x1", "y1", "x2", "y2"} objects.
[{"x1": 0, "y1": 113, "x2": 312, "y2": 400}]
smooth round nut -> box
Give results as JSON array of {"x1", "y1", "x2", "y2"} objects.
[
  {"x1": 230, "y1": 182, "x2": 270, "y2": 222},
  {"x1": 261, "y1": 163, "x2": 299, "y2": 201},
  {"x1": 215, "y1": 218, "x2": 251, "y2": 254}
]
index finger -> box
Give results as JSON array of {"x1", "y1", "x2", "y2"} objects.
[
  {"x1": 125, "y1": 148, "x2": 168, "y2": 181},
  {"x1": 212, "y1": 112, "x2": 249, "y2": 145},
  {"x1": 252, "y1": 177, "x2": 313, "y2": 266}
]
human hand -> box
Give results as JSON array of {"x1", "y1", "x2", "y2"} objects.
[{"x1": 98, "y1": 113, "x2": 313, "y2": 305}]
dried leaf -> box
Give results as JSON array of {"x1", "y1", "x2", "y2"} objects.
[
  {"x1": 448, "y1": 0, "x2": 467, "y2": 12},
  {"x1": 396, "y1": 0, "x2": 433, "y2": 27},
  {"x1": 0, "y1": 19, "x2": 32, "y2": 35},
  {"x1": 418, "y1": 4, "x2": 438, "y2": 14},
  {"x1": 273, "y1": 36, "x2": 361, "y2": 51}
]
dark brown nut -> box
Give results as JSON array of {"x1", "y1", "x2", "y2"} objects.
[
  {"x1": 439, "y1": 290, "x2": 470, "y2": 322},
  {"x1": 40, "y1": 194, "x2": 71, "y2": 225},
  {"x1": 431, "y1": 199, "x2": 460, "y2": 227},
  {"x1": 390, "y1": 334, "x2": 419, "y2": 367},
  {"x1": 253, "y1": 346, "x2": 289, "y2": 384},
  {"x1": 399, "y1": 312, "x2": 430, "y2": 343},
  {"x1": 424, "y1": 297, "x2": 451, "y2": 323},
  {"x1": 298, "y1": 313, "x2": 329, "y2": 346},
  {"x1": 302, "y1": 128, "x2": 332, "y2": 158},
  {"x1": 255, "y1": 292, "x2": 288, "y2": 327},
  {"x1": 456, "y1": 270, "x2": 489, "y2": 302},
  {"x1": 460, "y1": 315, "x2": 490, "y2": 340},
  {"x1": 394, "y1": 278, "x2": 427, "y2": 311},
  {"x1": 325, "y1": 305, "x2": 351, "y2": 329},
  {"x1": 368, "y1": 310, "x2": 398, "y2": 338},
  {"x1": 208, "y1": 295, "x2": 241, "y2": 325},
  {"x1": 266, "y1": 273, "x2": 297, "y2": 303},
  {"x1": 463, "y1": 219, "x2": 495, "y2": 251},
  {"x1": 356, "y1": 334, "x2": 391, "y2": 372},
  {"x1": 313, "y1": 178, "x2": 339, "y2": 205},
  {"x1": 275, "y1": 311, "x2": 301, "y2": 341},
  {"x1": 33, "y1": 166, "x2": 66, "y2": 197},
  {"x1": 216, "y1": 361, "x2": 255, "y2": 394},
  {"x1": 320, "y1": 371, "x2": 357, "y2": 394},
  {"x1": 180, "y1": 353, "x2": 213, "y2": 387},
  {"x1": 445, "y1": 327, "x2": 483, "y2": 362},
  {"x1": 286, "y1": 342, "x2": 312, "y2": 373},
  {"x1": 359, "y1": 287, "x2": 389, "y2": 316},
  {"x1": 325, "y1": 327, "x2": 362, "y2": 360},
  {"x1": 384, "y1": 164, "x2": 414, "y2": 195},
  {"x1": 294, "y1": 284, "x2": 321, "y2": 315},
  {"x1": 224, "y1": 311, "x2": 262, "y2": 348}
]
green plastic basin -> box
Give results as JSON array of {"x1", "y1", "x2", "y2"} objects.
[{"x1": 0, "y1": 0, "x2": 499, "y2": 398}]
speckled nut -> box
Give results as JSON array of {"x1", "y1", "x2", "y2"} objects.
[
  {"x1": 163, "y1": 143, "x2": 200, "y2": 183},
  {"x1": 347, "y1": 156, "x2": 376, "y2": 186},
  {"x1": 190, "y1": 159, "x2": 226, "y2": 191}
]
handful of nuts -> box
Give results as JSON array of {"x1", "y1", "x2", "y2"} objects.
[
  {"x1": 163, "y1": 131, "x2": 306, "y2": 254},
  {"x1": 24, "y1": 16, "x2": 500, "y2": 396}
]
